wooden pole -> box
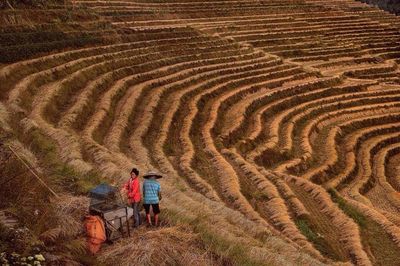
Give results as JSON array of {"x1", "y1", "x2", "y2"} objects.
[
  {"x1": 5, "y1": 0, "x2": 14, "y2": 10},
  {"x1": 7, "y1": 145, "x2": 59, "y2": 198}
]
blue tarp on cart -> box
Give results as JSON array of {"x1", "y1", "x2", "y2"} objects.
[{"x1": 89, "y1": 183, "x2": 117, "y2": 200}]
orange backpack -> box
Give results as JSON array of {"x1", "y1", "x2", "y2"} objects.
[{"x1": 85, "y1": 215, "x2": 106, "y2": 254}]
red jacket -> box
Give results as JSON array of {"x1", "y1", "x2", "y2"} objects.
[{"x1": 124, "y1": 177, "x2": 141, "y2": 203}]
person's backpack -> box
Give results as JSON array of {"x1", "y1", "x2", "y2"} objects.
[{"x1": 85, "y1": 215, "x2": 106, "y2": 254}]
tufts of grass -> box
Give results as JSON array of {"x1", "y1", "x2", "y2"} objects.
[
  {"x1": 164, "y1": 209, "x2": 271, "y2": 266},
  {"x1": 295, "y1": 218, "x2": 318, "y2": 241},
  {"x1": 92, "y1": 86, "x2": 126, "y2": 145},
  {"x1": 1, "y1": 128, "x2": 103, "y2": 264},
  {"x1": 11, "y1": 113, "x2": 108, "y2": 195},
  {"x1": 51, "y1": 165, "x2": 107, "y2": 195},
  {"x1": 196, "y1": 225, "x2": 266, "y2": 266},
  {"x1": 328, "y1": 188, "x2": 366, "y2": 227},
  {"x1": 294, "y1": 217, "x2": 340, "y2": 261},
  {"x1": 255, "y1": 148, "x2": 291, "y2": 169},
  {"x1": 328, "y1": 188, "x2": 400, "y2": 265}
]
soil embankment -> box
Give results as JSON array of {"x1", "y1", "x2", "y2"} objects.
[{"x1": 359, "y1": 0, "x2": 400, "y2": 14}]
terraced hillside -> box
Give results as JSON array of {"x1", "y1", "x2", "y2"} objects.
[{"x1": 1, "y1": 0, "x2": 400, "y2": 265}]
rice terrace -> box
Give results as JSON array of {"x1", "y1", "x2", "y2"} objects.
[{"x1": 0, "y1": 0, "x2": 400, "y2": 265}]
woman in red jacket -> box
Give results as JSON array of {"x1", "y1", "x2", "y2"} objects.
[{"x1": 124, "y1": 168, "x2": 141, "y2": 227}]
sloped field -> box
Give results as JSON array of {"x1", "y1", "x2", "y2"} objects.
[{"x1": 1, "y1": 0, "x2": 400, "y2": 265}]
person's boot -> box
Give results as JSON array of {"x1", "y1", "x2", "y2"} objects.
[{"x1": 154, "y1": 214, "x2": 159, "y2": 227}]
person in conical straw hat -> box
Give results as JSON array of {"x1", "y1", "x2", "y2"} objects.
[{"x1": 142, "y1": 171, "x2": 162, "y2": 226}]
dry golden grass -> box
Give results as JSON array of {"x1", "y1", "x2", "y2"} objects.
[
  {"x1": 284, "y1": 174, "x2": 371, "y2": 265},
  {"x1": 50, "y1": 195, "x2": 89, "y2": 238},
  {"x1": 2, "y1": 0, "x2": 400, "y2": 264},
  {"x1": 99, "y1": 225, "x2": 220, "y2": 266},
  {"x1": 301, "y1": 107, "x2": 400, "y2": 181},
  {"x1": 345, "y1": 197, "x2": 400, "y2": 248}
]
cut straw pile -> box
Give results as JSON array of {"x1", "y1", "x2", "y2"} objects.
[{"x1": 99, "y1": 225, "x2": 220, "y2": 266}]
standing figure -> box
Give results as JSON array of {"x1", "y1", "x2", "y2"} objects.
[
  {"x1": 142, "y1": 171, "x2": 162, "y2": 226},
  {"x1": 124, "y1": 168, "x2": 141, "y2": 227}
]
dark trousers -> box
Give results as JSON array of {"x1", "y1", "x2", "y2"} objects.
[{"x1": 131, "y1": 202, "x2": 141, "y2": 227}]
